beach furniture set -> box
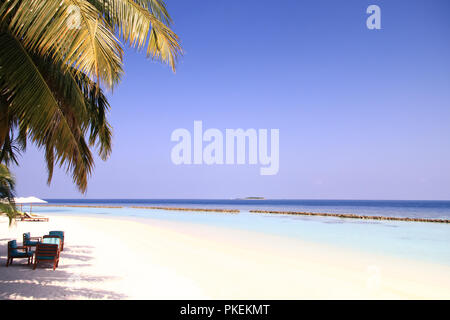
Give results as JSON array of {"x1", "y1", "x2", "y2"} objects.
[
  {"x1": 6, "y1": 231, "x2": 65, "y2": 270},
  {"x1": 15, "y1": 212, "x2": 49, "y2": 222}
]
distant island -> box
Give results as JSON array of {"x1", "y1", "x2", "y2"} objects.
[{"x1": 236, "y1": 197, "x2": 266, "y2": 200}]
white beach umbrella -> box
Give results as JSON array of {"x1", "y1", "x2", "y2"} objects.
[
  {"x1": 23, "y1": 196, "x2": 47, "y2": 204},
  {"x1": 14, "y1": 197, "x2": 29, "y2": 204},
  {"x1": 14, "y1": 196, "x2": 47, "y2": 213}
]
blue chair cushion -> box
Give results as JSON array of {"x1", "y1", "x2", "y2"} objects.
[
  {"x1": 49, "y1": 231, "x2": 64, "y2": 240},
  {"x1": 10, "y1": 251, "x2": 33, "y2": 258},
  {"x1": 36, "y1": 256, "x2": 55, "y2": 260},
  {"x1": 24, "y1": 240, "x2": 39, "y2": 246},
  {"x1": 8, "y1": 240, "x2": 17, "y2": 248},
  {"x1": 43, "y1": 238, "x2": 60, "y2": 245},
  {"x1": 23, "y1": 232, "x2": 30, "y2": 240},
  {"x1": 8, "y1": 240, "x2": 19, "y2": 255},
  {"x1": 9, "y1": 240, "x2": 33, "y2": 257}
]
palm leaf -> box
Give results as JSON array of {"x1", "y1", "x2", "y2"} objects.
[
  {"x1": 90, "y1": 0, "x2": 182, "y2": 71},
  {"x1": 0, "y1": 0, "x2": 124, "y2": 88},
  {"x1": 0, "y1": 163, "x2": 17, "y2": 225},
  {"x1": 75, "y1": 73, "x2": 112, "y2": 160},
  {"x1": 0, "y1": 0, "x2": 182, "y2": 195},
  {"x1": 0, "y1": 31, "x2": 94, "y2": 191}
]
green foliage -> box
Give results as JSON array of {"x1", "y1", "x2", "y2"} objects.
[
  {"x1": 0, "y1": 0, "x2": 182, "y2": 192},
  {"x1": 0, "y1": 164, "x2": 17, "y2": 225}
]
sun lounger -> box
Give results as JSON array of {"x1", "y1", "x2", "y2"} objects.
[
  {"x1": 14, "y1": 212, "x2": 25, "y2": 221},
  {"x1": 17, "y1": 212, "x2": 49, "y2": 222},
  {"x1": 6, "y1": 240, "x2": 34, "y2": 266}
]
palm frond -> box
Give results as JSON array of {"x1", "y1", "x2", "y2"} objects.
[
  {"x1": 0, "y1": 163, "x2": 15, "y2": 199},
  {"x1": 0, "y1": 31, "x2": 94, "y2": 192},
  {"x1": 0, "y1": 0, "x2": 124, "y2": 88},
  {"x1": 0, "y1": 163, "x2": 17, "y2": 225},
  {"x1": 0, "y1": 0, "x2": 182, "y2": 195},
  {"x1": 0, "y1": 129, "x2": 23, "y2": 166},
  {"x1": 0, "y1": 202, "x2": 17, "y2": 225},
  {"x1": 0, "y1": 97, "x2": 22, "y2": 165},
  {"x1": 90, "y1": 0, "x2": 182, "y2": 71},
  {"x1": 75, "y1": 73, "x2": 112, "y2": 160},
  {"x1": 141, "y1": 0, "x2": 173, "y2": 25}
]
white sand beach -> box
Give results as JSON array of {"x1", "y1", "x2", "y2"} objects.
[{"x1": 1, "y1": 214, "x2": 449, "y2": 299}]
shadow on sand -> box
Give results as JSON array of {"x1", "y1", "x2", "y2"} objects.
[{"x1": 0, "y1": 240, "x2": 126, "y2": 299}]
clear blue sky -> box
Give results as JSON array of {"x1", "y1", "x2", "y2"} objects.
[{"x1": 13, "y1": 0, "x2": 450, "y2": 200}]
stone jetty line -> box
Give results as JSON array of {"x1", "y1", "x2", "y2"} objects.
[
  {"x1": 130, "y1": 206, "x2": 240, "y2": 213},
  {"x1": 249, "y1": 210, "x2": 450, "y2": 224},
  {"x1": 32, "y1": 204, "x2": 449, "y2": 223},
  {"x1": 33, "y1": 204, "x2": 124, "y2": 209}
]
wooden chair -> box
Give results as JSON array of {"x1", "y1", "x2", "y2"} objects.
[
  {"x1": 33, "y1": 243, "x2": 59, "y2": 270},
  {"x1": 23, "y1": 232, "x2": 42, "y2": 250},
  {"x1": 48, "y1": 231, "x2": 65, "y2": 251},
  {"x1": 43, "y1": 235, "x2": 62, "y2": 251},
  {"x1": 6, "y1": 240, "x2": 34, "y2": 266}
]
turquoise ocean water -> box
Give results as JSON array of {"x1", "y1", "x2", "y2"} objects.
[{"x1": 32, "y1": 199, "x2": 450, "y2": 267}]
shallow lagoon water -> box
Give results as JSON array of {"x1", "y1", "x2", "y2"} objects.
[
  {"x1": 43, "y1": 199, "x2": 450, "y2": 219},
  {"x1": 32, "y1": 203, "x2": 450, "y2": 267}
]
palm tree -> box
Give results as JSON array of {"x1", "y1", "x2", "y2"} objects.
[
  {"x1": 0, "y1": 0, "x2": 182, "y2": 192},
  {"x1": 0, "y1": 164, "x2": 18, "y2": 225}
]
